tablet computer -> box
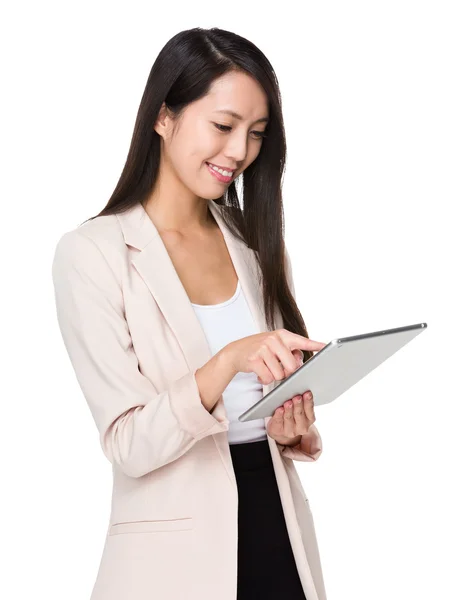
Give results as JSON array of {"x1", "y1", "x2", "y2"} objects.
[{"x1": 238, "y1": 322, "x2": 427, "y2": 422}]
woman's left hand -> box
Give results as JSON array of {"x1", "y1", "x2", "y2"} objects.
[{"x1": 266, "y1": 391, "x2": 316, "y2": 445}]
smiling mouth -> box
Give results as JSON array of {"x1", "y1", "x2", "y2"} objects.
[{"x1": 205, "y1": 162, "x2": 235, "y2": 183}]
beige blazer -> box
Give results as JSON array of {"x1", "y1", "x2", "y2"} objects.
[{"x1": 51, "y1": 199, "x2": 327, "y2": 600}]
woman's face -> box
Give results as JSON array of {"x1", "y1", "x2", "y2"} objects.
[{"x1": 154, "y1": 70, "x2": 269, "y2": 200}]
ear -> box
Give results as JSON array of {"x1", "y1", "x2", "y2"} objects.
[{"x1": 154, "y1": 102, "x2": 172, "y2": 138}]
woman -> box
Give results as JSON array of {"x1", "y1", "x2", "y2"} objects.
[{"x1": 52, "y1": 27, "x2": 328, "y2": 600}]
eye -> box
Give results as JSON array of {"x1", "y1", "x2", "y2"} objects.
[
  {"x1": 213, "y1": 123, "x2": 267, "y2": 139},
  {"x1": 214, "y1": 123, "x2": 232, "y2": 133}
]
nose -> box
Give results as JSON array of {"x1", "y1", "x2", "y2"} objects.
[{"x1": 224, "y1": 136, "x2": 248, "y2": 166}]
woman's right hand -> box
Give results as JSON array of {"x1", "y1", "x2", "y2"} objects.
[{"x1": 223, "y1": 329, "x2": 327, "y2": 385}]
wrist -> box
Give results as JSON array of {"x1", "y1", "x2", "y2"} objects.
[
  {"x1": 274, "y1": 434, "x2": 302, "y2": 447},
  {"x1": 218, "y1": 343, "x2": 239, "y2": 378}
]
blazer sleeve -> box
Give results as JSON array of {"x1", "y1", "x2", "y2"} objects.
[
  {"x1": 51, "y1": 229, "x2": 229, "y2": 478},
  {"x1": 276, "y1": 244, "x2": 323, "y2": 462}
]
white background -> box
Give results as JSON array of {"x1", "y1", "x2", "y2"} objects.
[{"x1": 1, "y1": 1, "x2": 450, "y2": 599}]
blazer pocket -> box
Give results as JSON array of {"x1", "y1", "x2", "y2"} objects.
[{"x1": 108, "y1": 517, "x2": 193, "y2": 536}]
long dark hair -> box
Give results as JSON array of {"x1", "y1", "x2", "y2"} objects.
[{"x1": 82, "y1": 27, "x2": 314, "y2": 363}]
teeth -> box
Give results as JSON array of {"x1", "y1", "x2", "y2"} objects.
[{"x1": 208, "y1": 163, "x2": 233, "y2": 177}]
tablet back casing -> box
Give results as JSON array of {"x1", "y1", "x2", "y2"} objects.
[{"x1": 238, "y1": 322, "x2": 427, "y2": 422}]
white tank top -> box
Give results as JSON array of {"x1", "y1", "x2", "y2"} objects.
[{"x1": 191, "y1": 280, "x2": 268, "y2": 445}]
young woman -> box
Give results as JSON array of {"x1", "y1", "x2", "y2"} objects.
[{"x1": 52, "y1": 27, "x2": 328, "y2": 600}]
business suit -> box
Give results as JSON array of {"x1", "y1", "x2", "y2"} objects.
[{"x1": 51, "y1": 198, "x2": 327, "y2": 600}]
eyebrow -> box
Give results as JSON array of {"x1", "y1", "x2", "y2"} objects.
[{"x1": 214, "y1": 109, "x2": 269, "y2": 124}]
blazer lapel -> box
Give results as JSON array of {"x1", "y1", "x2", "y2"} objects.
[{"x1": 116, "y1": 200, "x2": 279, "y2": 484}]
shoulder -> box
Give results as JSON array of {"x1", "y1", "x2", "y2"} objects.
[
  {"x1": 58, "y1": 212, "x2": 124, "y2": 251},
  {"x1": 53, "y1": 210, "x2": 126, "y2": 253},
  {"x1": 52, "y1": 213, "x2": 126, "y2": 284}
]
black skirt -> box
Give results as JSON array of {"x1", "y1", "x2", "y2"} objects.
[{"x1": 230, "y1": 438, "x2": 307, "y2": 600}]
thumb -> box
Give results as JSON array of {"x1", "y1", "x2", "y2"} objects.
[{"x1": 293, "y1": 349, "x2": 304, "y2": 366}]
